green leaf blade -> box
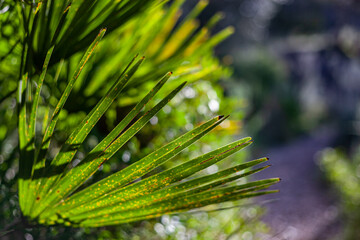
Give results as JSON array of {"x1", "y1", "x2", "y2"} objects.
[
  {"x1": 29, "y1": 29, "x2": 106, "y2": 218},
  {"x1": 45, "y1": 115, "x2": 224, "y2": 218},
  {"x1": 79, "y1": 179, "x2": 279, "y2": 227},
  {"x1": 35, "y1": 78, "x2": 184, "y2": 218},
  {"x1": 60, "y1": 160, "x2": 268, "y2": 222},
  {"x1": 38, "y1": 72, "x2": 172, "y2": 214}
]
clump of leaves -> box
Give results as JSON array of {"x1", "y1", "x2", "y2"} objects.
[
  {"x1": 54, "y1": 0, "x2": 234, "y2": 119},
  {"x1": 1, "y1": 0, "x2": 279, "y2": 229},
  {"x1": 19, "y1": 35, "x2": 278, "y2": 226}
]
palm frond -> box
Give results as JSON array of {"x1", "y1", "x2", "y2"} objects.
[
  {"x1": 18, "y1": 50, "x2": 278, "y2": 226},
  {"x1": 9, "y1": 0, "x2": 279, "y2": 229}
]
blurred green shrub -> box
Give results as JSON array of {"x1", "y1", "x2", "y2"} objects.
[
  {"x1": 319, "y1": 148, "x2": 360, "y2": 239},
  {"x1": 230, "y1": 48, "x2": 303, "y2": 145}
]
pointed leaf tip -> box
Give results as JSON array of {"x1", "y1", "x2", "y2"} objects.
[
  {"x1": 200, "y1": 0, "x2": 209, "y2": 6},
  {"x1": 64, "y1": 4, "x2": 70, "y2": 13},
  {"x1": 218, "y1": 115, "x2": 230, "y2": 121},
  {"x1": 228, "y1": 26, "x2": 235, "y2": 34},
  {"x1": 99, "y1": 28, "x2": 107, "y2": 36}
]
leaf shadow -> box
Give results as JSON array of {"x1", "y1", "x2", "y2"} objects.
[{"x1": 20, "y1": 140, "x2": 106, "y2": 180}]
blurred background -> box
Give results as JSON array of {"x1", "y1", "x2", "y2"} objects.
[
  {"x1": 1, "y1": 0, "x2": 360, "y2": 239},
  {"x1": 183, "y1": 0, "x2": 360, "y2": 239}
]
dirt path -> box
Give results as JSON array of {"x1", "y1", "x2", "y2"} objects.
[{"x1": 253, "y1": 130, "x2": 342, "y2": 240}]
